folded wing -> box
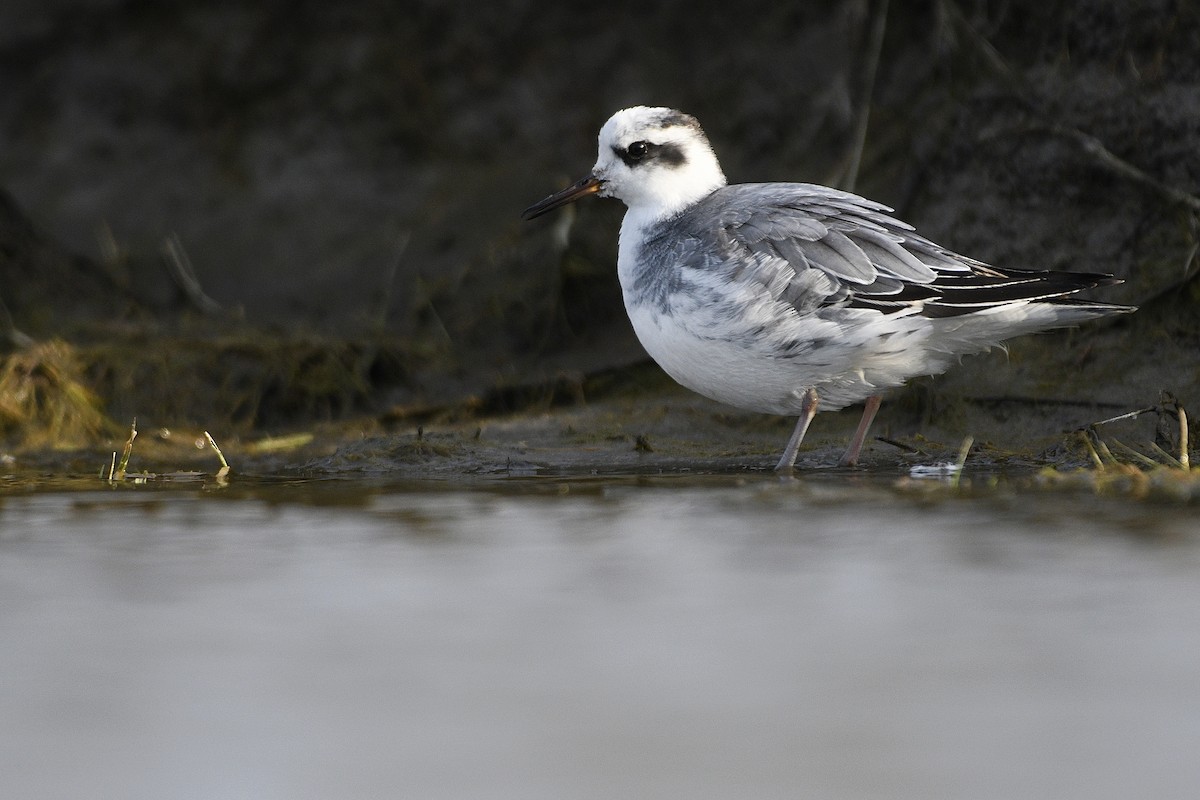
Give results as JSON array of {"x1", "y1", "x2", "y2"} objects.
[{"x1": 672, "y1": 182, "x2": 1121, "y2": 318}]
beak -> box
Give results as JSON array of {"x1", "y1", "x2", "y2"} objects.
[{"x1": 522, "y1": 174, "x2": 602, "y2": 220}]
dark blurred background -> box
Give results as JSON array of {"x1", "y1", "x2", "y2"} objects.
[{"x1": 1, "y1": 0, "x2": 1196, "y2": 433}]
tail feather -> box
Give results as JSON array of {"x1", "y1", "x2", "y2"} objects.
[{"x1": 927, "y1": 297, "x2": 1136, "y2": 356}]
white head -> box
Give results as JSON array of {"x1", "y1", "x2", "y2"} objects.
[
  {"x1": 523, "y1": 106, "x2": 727, "y2": 223},
  {"x1": 592, "y1": 106, "x2": 727, "y2": 215}
]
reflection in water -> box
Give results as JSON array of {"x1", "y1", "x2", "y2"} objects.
[{"x1": 1, "y1": 476, "x2": 1198, "y2": 799}]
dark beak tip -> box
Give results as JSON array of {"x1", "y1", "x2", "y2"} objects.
[{"x1": 521, "y1": 175, "x2": 601, "y2": 221}]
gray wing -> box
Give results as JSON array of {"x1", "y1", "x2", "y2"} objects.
[{"x1": 663, "y1": 183, "x2": 1119, "y2": 318}]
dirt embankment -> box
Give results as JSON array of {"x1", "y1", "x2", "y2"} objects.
[{"x1": 1, "y1": 1, "x2": 1196, "y2": 467}]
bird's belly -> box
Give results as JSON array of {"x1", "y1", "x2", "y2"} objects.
[
  {"x1": 624, "y1": 298, "x2": 940, "y2": 412},
  {"x1": 625, "y1": 303, "x2": 873, "y2": 414}
]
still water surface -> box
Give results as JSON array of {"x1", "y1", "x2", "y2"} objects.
[{"x1": 1, "y1": 473, "x2": 1198, "y2": 799}]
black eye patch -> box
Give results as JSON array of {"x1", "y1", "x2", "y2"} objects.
[{"x1": 613, "y1": 140, "x2": 687, "y2": 168}]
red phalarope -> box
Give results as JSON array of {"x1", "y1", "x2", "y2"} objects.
[{"x1": 524, "y1": 106, "x2": 1135, "y2": 471}]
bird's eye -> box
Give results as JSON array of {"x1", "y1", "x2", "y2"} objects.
[{"x1": 627, "y1": 141, "x2": 650, "y2": 161}]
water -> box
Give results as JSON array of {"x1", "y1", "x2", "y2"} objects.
[{"x1": 1, "y1": 473, "x2": 1198, "y2": 800}]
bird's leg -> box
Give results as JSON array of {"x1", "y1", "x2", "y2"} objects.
[
  {"x1": 775, "y1": 388, "x2": 820, "y2": 472},
  {"x1": 838, "y1": 394, "x2": 882, "y2": 467}
]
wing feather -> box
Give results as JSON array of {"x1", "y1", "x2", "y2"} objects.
[{"x1": 646, "y1": 182, "x2": 1123, "y2": 320}]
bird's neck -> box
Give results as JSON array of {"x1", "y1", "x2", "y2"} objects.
[
  {"x1": 614, "y1": 161, "x2": 726, "y2": 293},
  {"x1": 616, "y1": 190, "x2": 714, "y2": 296},
  {"x1": 624, "y1": 167, "x2": 726, "y2": 225}
]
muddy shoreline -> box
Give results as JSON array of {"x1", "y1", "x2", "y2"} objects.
[{"x1": 1, "y1": 1, "x2": 1197, "y2": 478}]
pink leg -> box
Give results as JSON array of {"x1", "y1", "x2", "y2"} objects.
[
  {"x1": 839, "y1": 394, "x2": 882, "y2": 467},
  {"x1": 775, "y1": 388, "x2": 820, "y2": 472}
]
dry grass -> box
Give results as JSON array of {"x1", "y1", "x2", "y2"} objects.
[
  {"x1": 1036, "y1": 401, "x2": 1199, "y2": 501},
  {"x1": 0, "y1": 339, "x2": 113, "y2": 448}
]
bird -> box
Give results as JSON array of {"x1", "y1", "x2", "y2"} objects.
[{"x1": 522, "y1": 106, "x2": 1135, "y2": 471}]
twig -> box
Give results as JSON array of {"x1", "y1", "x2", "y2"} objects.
[
  {"x1": 937, "y1": 0, "x2": 1025, "y2": 92},
  {"x1": 412, "y1": 275, "x2": 454, "y2": 346},
  {"x1": 115, "y1": 419, "x2": 137, "y2": 480},
  {"x1": 954, "y1": 435, "x2": 974, "y2": 470},
  {"x1": 1082, "y1": 397, "x2": 1191, "y2": 471},
  {"x1": 204, "y1": 431, "x2": 231, "y2": 479},
  {"x1": 162, "y1": 233, "x2": 223, "y2": 315},
  {"x1": 371, "y1": 231, "x2": 411, "y2": 335},
  {"x1": 1179, "y1": 405, "x2": 1190, "y2": 470},
  {"x1": 1094, "y1": 436, "x2": 1118, "y2": 466},
  {"x1": 1146, "y1": 441, "x2": 1185, "y2": 470},
  {"x1": 95, "y1": 220, "x2": 131, "y2": 288},
  {"x1": 0, "y1": 289, "x2": 34, "y2": 350},
  {"x1": 1080, "y1": 432, "x2": 1105, "y2": 470},
  {"x1": 1006, "y1": 123, "x2": 1200, "y2": 214},
  {"x1": 843, "y1": 0, "x2": 889, "y2": 193},
  {"x1": 1181, "y1": 237, "x2": 1200, "y2": 283},
  {"x1": 970, "y1": 395, "x2": 1129, "y2": 411},
  {"x1": 96, "y1": 220, "x2": 124, "y2": 266},
  {"x1": 1089, "y1": 407, "x2": 1161, "y2": 431},
  {"x1": 1154, "y1": 395, "x2": 1190, "y2": 469},
  {"x1": 245, "y1": 432, "x2": 314, "y2": 454},
  {"x1": 1109, "y1": 438, "x2": 1162, "y2": 469},
  {"x1": 877, "y1": 436, "x2": 925, "y2": 455},
  {"x1": 950, "y1": 434, "x2": 973, "y2": 488}
]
